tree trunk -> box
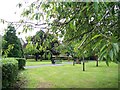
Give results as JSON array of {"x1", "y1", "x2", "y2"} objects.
[
  {"x1": 83, "y1": 62, "x2": 85, "y2": 71},
  {"x1": 50, "y1": 52, "x2": 55, "y2": 64},
  {"x1": 45, "y1": 52, "x2": 47, "y2": 60},
  {"x1": 79, "y1": 58, "x2": 81, "y2": 64},
  {"x1": 40, "y1": 55, "x2": 42, "y2": 61},
  {"x1": 35, "y1": 54, "x2": 38, "y2": 61},
  {"x1": 83, "y1": 57, "x2": 85, "y2": 71},
  {"x1": 95, "y1": 55, "x2": 98, "y2": 67},
  {"x1": 96, "y1": 59, "x2": 98, "y2": 67},
  {"x1": 68, "y1": 56, "x2": 70, "y2": 62},
  {"x1": 73, "y1": 61, "x2": 75, "y2": 66},
  {"x1": 51, "y1": 59, "x2": 55, "y2": 64},
  {"x1": 73, "y1": 58, "x2": 76, "y2": 66}
]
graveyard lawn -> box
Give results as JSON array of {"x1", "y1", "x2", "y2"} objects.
[{"x1": 20, "y1": 61, "x2": 118, "y2": 88}]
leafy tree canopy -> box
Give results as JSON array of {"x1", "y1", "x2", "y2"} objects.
[
  {"x1": 41, "y1": 2, "x2": 120, "y2": 64},
  {"x1": 24, "y1": 29, "x2": 60, "y2": 61}
]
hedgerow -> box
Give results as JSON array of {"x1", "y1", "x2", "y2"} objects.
[
  {"x1": 16, "y1": 58, "x2": 26, "y2": 70},
  {"x1": 2, "y1": 58, "x2": 19, "y2": 88}
]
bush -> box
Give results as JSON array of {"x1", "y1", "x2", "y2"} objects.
[
  {"x1": 2, "y1": 58, "x2": 19, "y2": 88},
  {"x1": 16, "y1": 58, "x2": 26, "y2": 70}
]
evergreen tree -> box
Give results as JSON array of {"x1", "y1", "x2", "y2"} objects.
[{"x1": 3, "y1": 25, "x2": 24, "y2": 58}]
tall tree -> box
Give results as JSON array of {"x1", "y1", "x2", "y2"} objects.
[
  {"x1": 2, "y1": 25, "x2": 24, "y2": 58},
  {"x1": 39, "y1": 2, "x2": 120, "y2": 65},
  {"x1": 32, "y1": 30, "x2": 46, "y2": 61},
  {"x1": 25, "y1": 30, "x2": 60, "y2": 63}
]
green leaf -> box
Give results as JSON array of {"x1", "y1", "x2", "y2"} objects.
[
  {"x1": 112, "y1": 43, "x2": 119, "y2": 53},
  {"x1": 106, "y1": 59, "x2": 109, "y2": 66},
  {"x1": 111, "y1": 36, "x2": 117, "y2": 43},
  {"x1": 105, "y1": 55, "x2": 111, "y2": 66},
  {"x1": 112, "y1": 47, "x2": 117, "y2": 56},
  {"x1": 94, "y1": 2, "x2": 98, "y2": 13},
  {"x1": 98, "y1": 49, "x2": 106, "y2": 60},
  {"x1": 31, "y1": 14, "x2": 35, "y2": 20},
  {"x1": 100, "y1": 44, "x2": 107, "y2": 53},
  {"x1": 91, "y1": 34, "x2": 102, "y2": 40},
  {"x1": 70, "y1": 21, "x2": 75, "y2": 30},
  {"x1": 35, "y1": 13, "x2": 39, "y2": 20},
  {"x1": 112, "y1": 6, "x2": 115, "y2": 15},
  {"x1": 109, "y1": 49, "x2": 113, "y2": 61},
  {"x1": 92, "y1": 39, "x2": 102, "y2": 51}
]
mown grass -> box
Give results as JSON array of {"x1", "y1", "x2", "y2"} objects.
[
  {"x1": 26, "y1": 59, "x2": 71, "y2": 66},
  {"x1": 21, "y1": 61, "x2": 118, "y2": 88},
  {"x1": 26, "y1": 59, "x2": 51, "y2": 66}
]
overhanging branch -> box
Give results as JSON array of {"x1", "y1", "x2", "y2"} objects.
[{"x1": 63, "y1": 5, "x2": 114, "y2": 43}]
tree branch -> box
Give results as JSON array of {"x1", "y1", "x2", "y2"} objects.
[
  {"x1": 1, "y1": 19, "x2": 47, "y2": 26},
  {"x1": 64, "y1": 5, "x2": 114, "y2": 43}
]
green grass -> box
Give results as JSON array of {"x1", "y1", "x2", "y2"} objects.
[
  {"x1": 26, "y1": 59, "x2": 51, "y2": 66},
  {"x1": 26, "y1": 59, "x2": 71, "y2": 66},
  {"x1": 20, "y1": 61, "x2": 118, "y2": 88}
]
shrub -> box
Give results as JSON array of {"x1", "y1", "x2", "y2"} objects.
[
  {"x1": 16, "y1": 58, "x2": 26, "y2": 70},
  {"x1": 2, "y1": 58, "x2": 19, "y2": 88}
]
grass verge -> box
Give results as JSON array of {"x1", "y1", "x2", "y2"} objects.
[{"x1": 21, "y1": 61, "x2": 118, "y2": 88}]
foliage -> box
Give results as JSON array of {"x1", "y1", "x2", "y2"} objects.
[
  {"x1": 2, "y1": 25, "x2": 24, "y2": 58},
  {"x1": 2, "y1": 58, "x2": 19, "y2": 88},
  {"x1": 16, "y1": 58, "x2": 26, "y2": 70},
  {"x1": 32, "y1": 30, "x2": 46, "y2": 56},
  {"x1": 24, "y1": 30, "x2": 59, "y2": 61},
  {"x1": 2, "y1": 41, "x2": 14, "y2": 58},
  {"x1": 24, "y1": 40, "x2": 39, "y2": 55},
  {"x1": 43, "y1": 51, "x2": 51, "y2": 60},
  {"x1": 4, "y1": 1, "x2": 119, "y2": 65},
  {"x1": 31, "y1": 30, "x2": 59, "y2": 54},
  {"x1": 39, "y1": 2, "x2": 120, "y2": 65}
]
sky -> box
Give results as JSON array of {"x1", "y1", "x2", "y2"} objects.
[
  {"x1": 0, "y1": 0, "x2": 23, "y2": 32},
  {"x1": 0, "y1": 0, "x2": 39, "y2": 42},
  {"x1": 0, "y1": 0, "x2": 63, "y2": 43}
]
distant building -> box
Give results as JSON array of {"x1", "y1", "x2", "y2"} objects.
[{"x1": 19, "y1": 38, "x2": 27, "y2": 48}]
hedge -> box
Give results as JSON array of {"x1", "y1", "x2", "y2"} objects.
[
  {"x1": 16, "y1": 58, "x2": 26, "y2": 70},
  {"x1": 2, "y1": 58, "x2": 19, "y2": 88}
]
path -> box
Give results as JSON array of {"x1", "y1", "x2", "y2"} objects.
[{"x1": 25, "y1": 62, "x2": 73, "y2": 69}]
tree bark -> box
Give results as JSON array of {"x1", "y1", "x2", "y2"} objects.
[
  {"x1": 40, "y1": 55, "x2": 42, "y2": 61},
  {"x1": 96, "y1": 59, "x2": 98, "y2": 67},
  {"x1": 50, "y1": 52, "x2": 55, "y2": 64},
  {"x1": 68, "y1": 57, "x2": 70, "y2": 62},
  {"x1": 35, "y1": 54, "x2": 39, "y2": 61},
  {"x1": 73, "y1": 58, "x2": 76, "y2": 66},
  {"x1": 83, "y1": 57, "x2": 85, "y2": 71},
  {"x1": 83, "y1": 62, "x2": 85, "y2": 71}
]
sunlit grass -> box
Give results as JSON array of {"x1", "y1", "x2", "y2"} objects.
[
  {"x1": 21, "y1": 61, "x2": 118, "y2": 88},
  {"x1": 26, "y1": 59, "x2": 51, "y2": 66},
  {"x1": 26, "y1": 59, "x2": 72, "y2": 66}
]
